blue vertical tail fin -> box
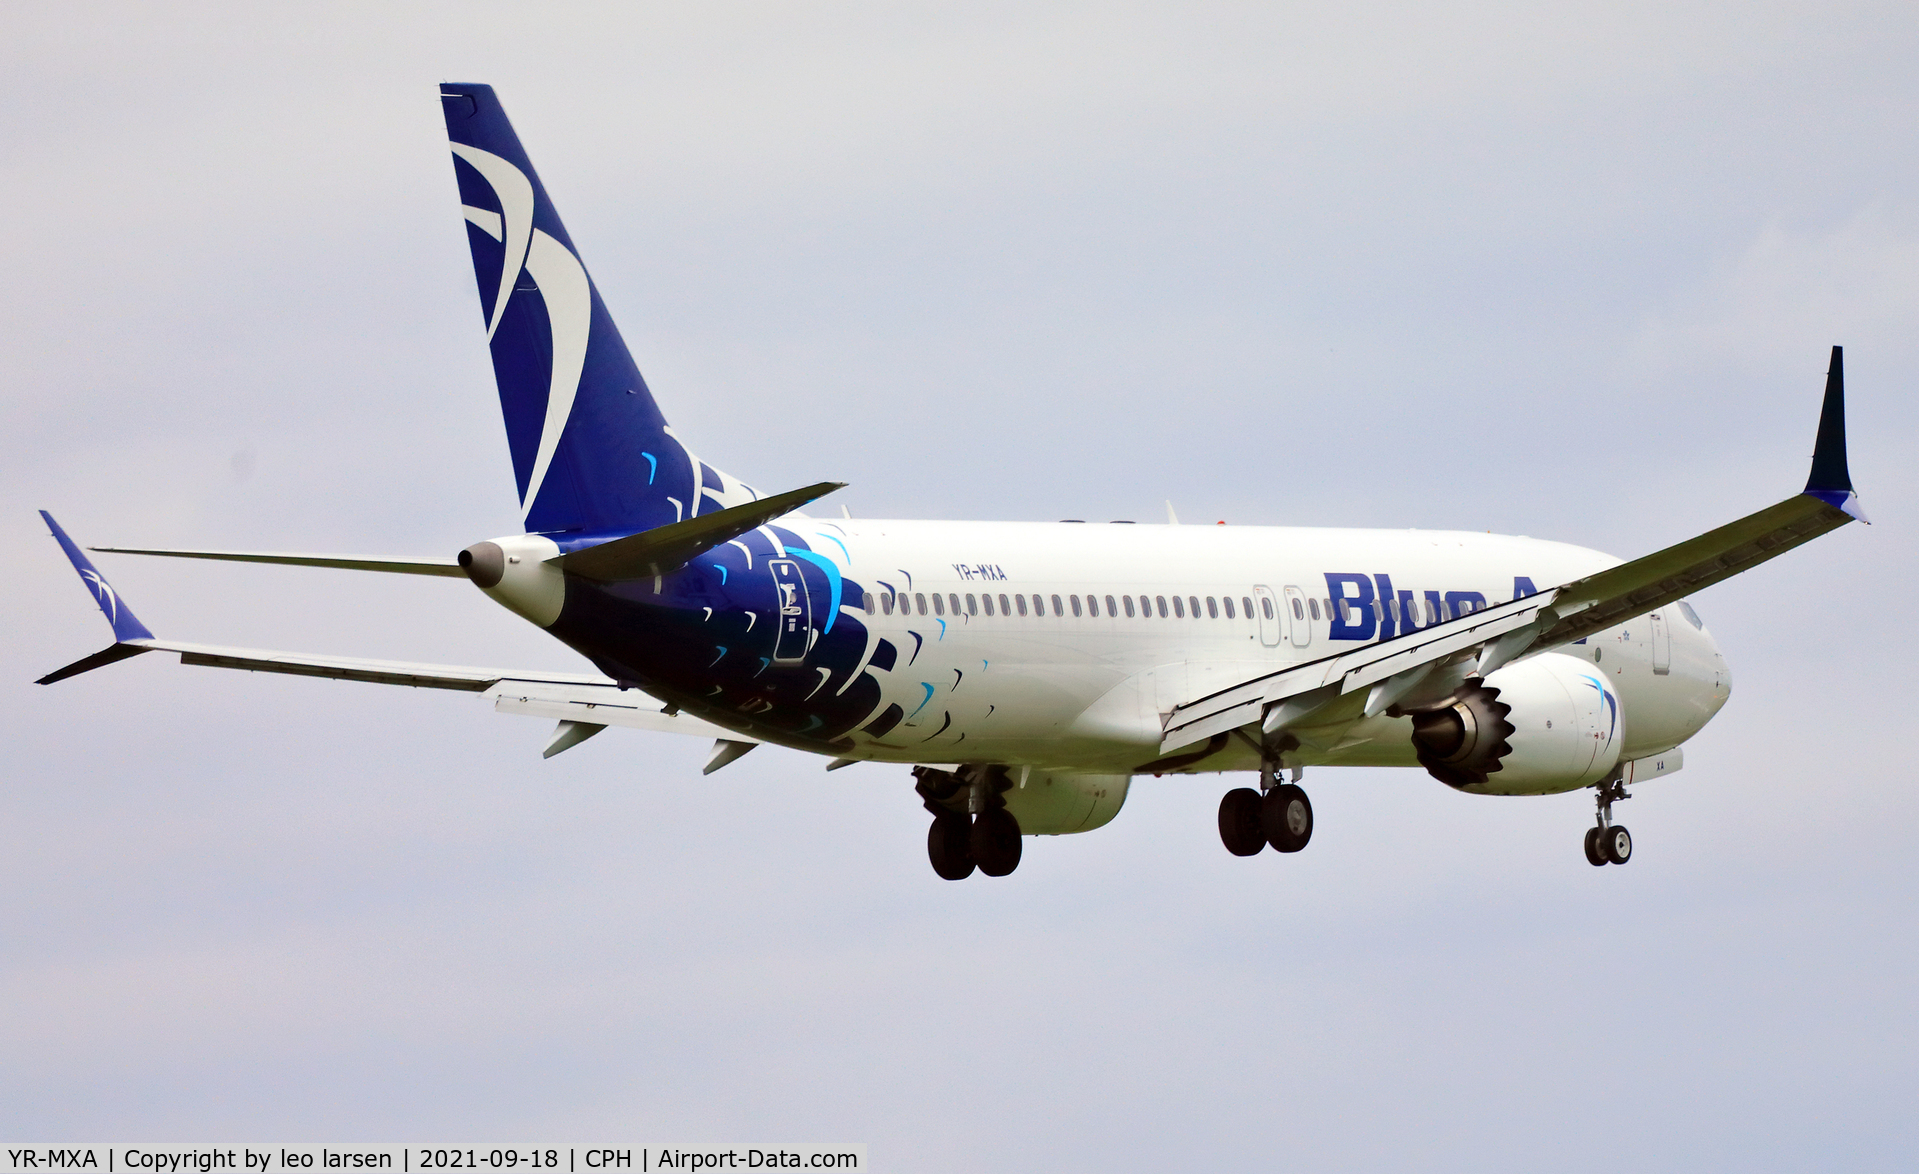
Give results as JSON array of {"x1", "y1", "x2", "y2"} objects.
[{"x1": 439, "y1": 84, "x2": 756, "y2": 536}]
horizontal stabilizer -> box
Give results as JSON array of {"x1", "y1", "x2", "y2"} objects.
[
  {"x1": 554, "y1": 480, "x2": 845, "y2": 581},
  {"x1": 88, "y1": 547, "x2": 464, "y2": 576}
]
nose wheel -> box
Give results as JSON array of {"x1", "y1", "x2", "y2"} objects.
[{"x1": 1584, "y1": 778, "x2": 1633, "y2": 866}]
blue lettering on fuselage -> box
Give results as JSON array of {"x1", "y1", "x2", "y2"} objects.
[{"x1": 1324, "y1": 573, "x2": 1532, "y2": 641}]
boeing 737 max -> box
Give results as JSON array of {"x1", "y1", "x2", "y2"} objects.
[{"x1": 38, "y1": 85, "x2": 1868, "y2": 879}]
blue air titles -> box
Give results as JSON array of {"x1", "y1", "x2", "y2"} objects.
[{"x1": 1324, "y1": 573, "x2": 1538, "y2": 642}]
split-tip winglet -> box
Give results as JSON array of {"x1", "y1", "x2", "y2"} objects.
[
  {"x1": 1803, "y1": 345, "x2": 1868, "y2": 523},
  {"x1": 39, "y1": 510, "x2": 155, "y2": 642}
]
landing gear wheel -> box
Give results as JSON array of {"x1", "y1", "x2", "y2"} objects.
[
  {"x1": 1262, "y1": 784, "x2": 1314, "y2": 853},
  {"x1": 1602, "y1": 824, "x2": 1632, "y2": 865},
  {"x1": 1583, "y1": 826, "x2": 1608, "y2": 866},
  {"x1": 927, "y1": 814, "x2": 975, "y2": 880},
  {"x1": 1218, "y1": 788, "x2": 1266, "y2": 856},
  {"x1": 970, "y1": 808, "x2": 1023, "y2": 877}
]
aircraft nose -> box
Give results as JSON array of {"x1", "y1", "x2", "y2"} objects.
[{"x1": 459, "y1": 541, "x2": 505, "y2": 588}]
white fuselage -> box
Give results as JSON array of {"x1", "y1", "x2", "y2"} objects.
[{"x1": 780, "y1": 518, "x2": 1730, "y2": 775}]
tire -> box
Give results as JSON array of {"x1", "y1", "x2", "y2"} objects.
[
  {"x1": 970, "y1": 808, "x2": 1023, "y2": 877},
  {"x1": 1602, "y1": 824, "x2": 1632, "y2": 865},
  {"x1": 1218, "y1": 788, "x2": 1266, "y2": 856},
  {"x1": 1262, "y1": 784, "x2": 1314, "y2": 853},
  {"x1": 927, "y1": 814, "x2": 975, "y2": 880},
  {"x1": 1583, "y1": 826, "x2": 1608, "y2": 866}
]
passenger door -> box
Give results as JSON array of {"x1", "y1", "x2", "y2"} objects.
[
  {"x1": 1252, "y1": 585, "x2": 1281, "y2": 648},
  {"x1": 1282, "y1": 585, "x2": 1312, "y2": 648}
]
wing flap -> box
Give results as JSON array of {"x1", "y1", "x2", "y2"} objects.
[
  {"x1": 1161, "y1": 594, "x2": 1556, "y2": 752},
  {"x1": 488, "y1": 681, "x2": 758, "y2": 741}
]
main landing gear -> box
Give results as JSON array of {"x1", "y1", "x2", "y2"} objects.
[
  {"x1": 1584, "y1": 777, "x2": 1633, "y2": 866},
  {"x1": 916, "y1": 766, "x2": 1022, "y2": 880},
  {"x1": 1217, "y1": 751, "x2": 1314, "y2": 857}
]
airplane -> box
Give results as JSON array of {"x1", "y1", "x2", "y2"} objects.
[{"x1": 37, "y1": 84, "x2": 1867, "y2": 880}]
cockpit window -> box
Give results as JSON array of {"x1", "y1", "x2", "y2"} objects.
[{"x1": 1678, "y1": 601, "x2": 1704, "y2": 630}]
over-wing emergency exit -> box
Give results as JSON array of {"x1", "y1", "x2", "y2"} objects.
[{"x1": 38, "y1": 85, "x2": 1866, "y2": 880}]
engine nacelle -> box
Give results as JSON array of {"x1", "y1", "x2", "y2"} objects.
[
  {"x1": 1004, "y1": 772, "x2": 1130, "y2": 835},
  {"x1": 459, "y1": 533, "x2": 565, "y2": 627},
  {"x1": 1410, "y1": 652, "x2": 1622, "y2": 795}
]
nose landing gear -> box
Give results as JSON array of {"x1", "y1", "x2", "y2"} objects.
[{"x1": 1584, "y1": 778, "x2": 1633, "y2": 866}]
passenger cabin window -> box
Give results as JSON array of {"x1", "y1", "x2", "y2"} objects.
[
  {"x1": 1070, "y1": 595, "x2": 1083, "y2": 617},
  {"x1": 1188, "y1": 595, "x2": 1200, "y2": 617},
  {"x1": 1033, "y1": 595, "x2": 1046, "y2": 616},
  {"x1": 1309, "y1": 598, "x2": 1320, "y2": 620},
  {"x1": 1242, "y1": 596, "x2": 1253, "y2": 618},
  {"x1": 1173, "y1": 596, "x2": 1185, "y2": 618},
  {"x1": 1106, "y1": 595, "x2": 1118, "y2": 616},
  {"x1": 1223, "y1": 597, "x2": 1235, "y2": 619},
  {"x1": 881, "y1": 592, "x2": 894, "y2": 615},
  {"x1": 1291, "y1": 599, "x2": 1303, "y2": 620},
  {"x1": 1139, "y1": 594, "x2": 1151, "y2": 616},
  {"x1": 1156, "y1": 596, "x2": 1168, "y2": 617},
  {"x1": 932, "y1": 593, "x2": 945, "y2": 616},
  {"x1": 983, "y1": 594, "x2": 994, "y2": 616},
  {"x1": 1000, "y1": 594, "x2": 1011, "y2": 615},
  {"x1": 1016, "y1": 594, "x2": 1029, "y2": 616},
  {"x1": 915, "y1": 592, "x2": 928, "y2": 615},
  {"x1": 863, "y1": 592, "x2": 876, "y2": 614},
  {"x1": 966, "y1": 594, "x2": 978, "y2": 616},
  {"x1": 1051, "y1": 594, "x2": 1065, "y2": 616},
  {"x1": 1124, "y1": 595, "x2": 1136, "y2": 617}
]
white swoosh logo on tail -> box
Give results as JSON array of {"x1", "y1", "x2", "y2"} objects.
[
  {"x1": 519, "y1": 228, "x2": 592, "y2": 518},
  {"x1": 449, "y1": 142, "x2": 534, "y2": 342}
]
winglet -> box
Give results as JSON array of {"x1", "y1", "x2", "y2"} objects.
[
  {"x1": 1804, "y1": 346, "x2": 1868, "y2": 522},
  {"x1": 41, "y1": 511, "x2": 154, "y2": 641}
]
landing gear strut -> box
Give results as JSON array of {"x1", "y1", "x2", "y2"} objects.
[
  {"x1": 1585, "y1": 777, "x2": 1632, "y2": 866},
  {"x1": 915, "y1": 766, "x2": 1023, "y2": 880}
]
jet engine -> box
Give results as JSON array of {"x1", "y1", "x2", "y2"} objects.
[
  {"x1": 1005, "y1": 771, "x2": 1130, "y2": 834},
  {"x1": 1410, "y1": 652, "x2": 1622, "y2": 795}
]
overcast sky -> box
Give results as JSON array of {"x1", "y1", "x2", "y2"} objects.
[{"x1": 4, "y1": 2, "x2": 1917, "y2": 1168}]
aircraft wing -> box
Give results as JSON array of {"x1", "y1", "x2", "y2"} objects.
[{"x1": 1161, "y1": 346, "x2": 1866, "y2": 754}]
